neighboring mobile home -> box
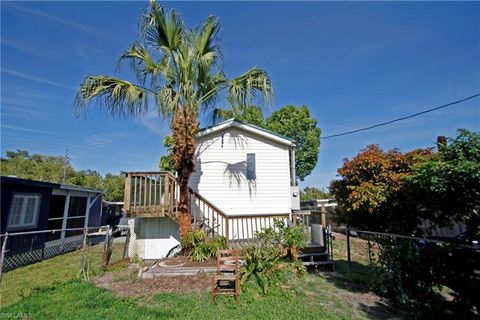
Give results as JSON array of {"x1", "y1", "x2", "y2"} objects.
[
  {"x1": 0, "y1": 176, "x2": 103, "y2": 270},
  {"x1": 125, "y1": 119, "x2": 301, "y2": 260}
]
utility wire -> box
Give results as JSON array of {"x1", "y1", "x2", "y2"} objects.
[{"x1": 321, "y1": 93, "x2": 480, "y2": 140}]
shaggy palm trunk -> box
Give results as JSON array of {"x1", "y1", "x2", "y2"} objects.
[{"x1": 172, "y1": 107, "x2": 199, "y2": 238}]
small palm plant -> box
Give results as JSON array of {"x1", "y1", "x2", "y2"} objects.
[{"x1": 75, "y1": 1, "x2": 273, "y2": 238}]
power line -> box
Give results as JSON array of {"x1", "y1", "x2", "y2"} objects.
[{"x1": 321, "y1": 93, "x2": 480, "y2": 140}]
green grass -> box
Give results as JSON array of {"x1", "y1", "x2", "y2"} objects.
[
  {"x1": 0, "y1": 242, "x2": 125, "y2": 307},
  {"x1": 2, "y1": 275, "x2": 398, "y2": 320},
  {"x1": 1, "y1": 235, "x2": 401, "y2": 319}
]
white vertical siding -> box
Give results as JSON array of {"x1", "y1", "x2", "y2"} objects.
[{"x1": 189, "y1": 127, "x2": 291, "y2": 215}]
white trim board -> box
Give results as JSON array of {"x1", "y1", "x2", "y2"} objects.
[{"x1": 197, "y1": 119, "x2": 294, "y2": 146}]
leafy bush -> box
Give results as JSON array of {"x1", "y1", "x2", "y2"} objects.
[
  {"x1": 256, "y1": 220, "x2": 307, "y2": 259},
  {"x1": 240, "y1": 219, "x2": 307, "y2": 293},
  {"x1": 330, "y1": 130, "x2": 480, "y2": 317},
  {"x1": 180, "y1": 229, "x2": 227, "y2": 261}
]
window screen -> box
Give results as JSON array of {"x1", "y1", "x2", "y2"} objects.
[
  {"x1": 68, "y1": 197, "x2": 87, "y2": 217},
  {"x1": 246, "y1": 153, "x2": 256, "y2": 180}
]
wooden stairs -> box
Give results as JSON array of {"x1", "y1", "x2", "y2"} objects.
[{"x1": 123, "y1": 171, "x2": 334, "y2": 268}]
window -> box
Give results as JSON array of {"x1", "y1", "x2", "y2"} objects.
[
  {"x1": 246, "y1": 153, "x2": 256, "y2": 180},
  {"x1": 7, "y1": 193, "x2": 41, "y2": 229}
]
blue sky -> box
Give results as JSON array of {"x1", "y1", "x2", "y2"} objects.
[{"x1": 1, "y1": 1, "x2": 479, "y2": 189}]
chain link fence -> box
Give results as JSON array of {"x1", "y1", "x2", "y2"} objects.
[
  {"x1": 0, "y1": 226, "x2": 132, "y2": 306},
  {"x1": 332, "y1": 227, "x2": 480, "y2": 310}
]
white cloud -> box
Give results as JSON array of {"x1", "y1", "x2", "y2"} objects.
[
  {"x1": 1, "y1": 124, "x2": 55, "y2": 135},
  {"x1": 1, "y1": 39, "x2": 78, "y2": 67},
  {"x1": 2, "y1": 69, "x2": 76, "y2": 91},
  {"x1": 138, "y1": 109, "x2": 171, "y2": 137},
  {"x1": 6, "y1": 3, "x2": 116, "y2": 40}
]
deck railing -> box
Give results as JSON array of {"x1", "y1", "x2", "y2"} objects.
[
  {"x1": 124, "y1": 172, "x2": 306, "y2": 242},
  {"x1": 124, "y1": 172, "x2": 179, "y2": 219},
  {"x1": 189, "y1": 189, "x2": 289, "y2": 241}
]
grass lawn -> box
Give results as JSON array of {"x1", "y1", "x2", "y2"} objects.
[
  {"x1": 1, "y1": 234, "x2": 403, "y2": 319},
  {"x1": 2, "y1": 274, "x2": 400, "y2": 320},
  {"x1": 0, "y1": 242, "x2": 125, "y2": 307}
]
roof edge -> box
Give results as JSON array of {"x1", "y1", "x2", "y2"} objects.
[{"x1": 198, "y1": 119, "x2": 295, "y2": 146}]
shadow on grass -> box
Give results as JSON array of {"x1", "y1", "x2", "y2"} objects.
[
  {"x1": 305, "y1": 261, "x2": 408, "y2": 319},
  {"x1": 311, "y1": 260, "x2": 476, "y2": 320}
]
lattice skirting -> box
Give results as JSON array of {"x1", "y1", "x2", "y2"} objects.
[{"x1": 4, "y1": 238, "x2": 84, "y2": 271}]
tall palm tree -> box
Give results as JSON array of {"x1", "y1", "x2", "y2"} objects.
[{"x1": 75, "y1": 1, "x2": 273, "y2": 237}]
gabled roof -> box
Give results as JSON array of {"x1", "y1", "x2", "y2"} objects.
[{"x1": 197, "y1": 119, "x2": 295, "y2": 146}]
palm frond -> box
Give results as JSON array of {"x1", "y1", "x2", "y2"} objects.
[
  {"x1": 199, "y1": 71, "x2": 227, "y2": 109},
  {"x1": 141, "y1": 1, "x2": 184, "y2": 52},
  {"x1": 227, "y1": 67, "x2": 274, "y2": 108},
  {"x1": 155, "y1": 86, "x2": 180, "y2": 117},
  {"x1": 74, "y1": 75, "x2": 148, "y2": 117},
  {"x1": 118, "y1": 42, "x2": 169, "y2": 85},
  {"x1": 193, "y1": 15, "x2": 222, "y2": 67}
]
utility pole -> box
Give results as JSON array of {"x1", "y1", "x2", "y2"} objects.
[{"x1": 62, "y1": 149, "x2": 70, "y2": 183}]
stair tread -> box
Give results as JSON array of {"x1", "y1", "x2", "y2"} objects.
[
  {"x1": 303, "y1": 261, "x2": 334, "y2": 266},
  {"x1": 298, "y1": 253, "x2": 328, "y2": 257}
]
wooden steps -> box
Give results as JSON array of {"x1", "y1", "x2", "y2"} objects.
[{"x1": 299, "y1": 244, "x2": 333, "y2": 269}]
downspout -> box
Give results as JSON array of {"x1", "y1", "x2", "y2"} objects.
[
  {"x1": 289, "y1": 143, "x2": 297, "y2": 223},
  {"x1": 290, "y1": 144, "x2": 296, "y2": 187}
]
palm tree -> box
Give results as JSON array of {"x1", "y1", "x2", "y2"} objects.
[{"x1": 75, "y1": 1, "x2": 273, "y2": 238}]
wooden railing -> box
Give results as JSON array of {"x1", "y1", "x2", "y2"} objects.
[
  {"x1": 124, "y1": 171, "x2": 298, "y2": 242},
  {"x1": 189, "y1": 189, "x2": 289, "y2": 241},
  {"x1": 124, "y1": 172, "x2": 179, "y2": 219}
]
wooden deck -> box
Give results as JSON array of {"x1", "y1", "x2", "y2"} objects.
[
  {"x1": 124, "y1": 172, "x2": 179, "y2": 220},
  {"x1": 123, "y1": 172, "x2": 330, "y2": 250}
]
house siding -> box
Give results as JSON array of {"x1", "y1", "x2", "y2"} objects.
[
  {"x1": 189, "y1": 127, "x2": 292, "y2": 215},
  {"x1": 1, "y1": 181, "x2": 52, "y2": 234}
]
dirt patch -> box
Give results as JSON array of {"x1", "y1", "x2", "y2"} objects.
[
  {"x1": 156, "y1": 256, "x2": 216, "y2": 268},
  {"x1": 94, "y1": 265, "x2": 211, "y2": 297}
]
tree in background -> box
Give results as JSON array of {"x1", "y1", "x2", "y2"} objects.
[
  {"x1": 266, "y1": 106, "x2": 321, "y2": 182},
  {"x1": 159, "y1": 135, "x2": 174, "y2": 172},
  {"x1": 330, "y1": 144, "x2": 432, "y2": 234},
  {"x1": 408, "y1": 129, "x2": 480, "y2": 236},
  {"x1": 75, "y1": 1, "x2": 273, "y2": 237},
  {"x1": 331, "y1": 129, "x2": 480, "y2": 236},
  {"x1": 1, "y1": 150, "x2": 124, "y2": 202},
  {"x1": 300, "y1": 187, "x2": 330, "y2": 201},
  {"x1": 102, "y1": 173, "x2": 125, "y2": 202},
  {"x1": 1, "y1": 150, "x2": 76, "y2": 183},
  {"x1": 329, "y1": 130, "x2": 479, "y2": 315},
  {"x1": 212, "y1": 105, "x2": 265, "y2": 127},
  {"x1": 69, "y1": 170, "x2": 103, "y2": 190}
]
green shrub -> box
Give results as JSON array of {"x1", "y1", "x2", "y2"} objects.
[
  {"x1": 240, "y1": 219, "x2": 307, "y2": 293},
  {"x1": 256, "y1": 220, "x2": 307, "y2": 259},
  {"x1": 181, "y1": 229, "x2": 227, "y2": 261}
]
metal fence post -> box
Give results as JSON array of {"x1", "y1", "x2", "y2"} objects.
[
  {"x1": 0, "y1": 233, "x2": 9, "y2": 285},
  {"x1": 329, "y1": 225, "x2": 334, "y2": 262},
  {"x1": 80, "y1": 228, "x2": 88, "y2": 280},
  {"x1": 103, "y1": 226, "x2": 111, "y2": 268},
  {"x1": 367, "y1": 234, "x2": 372, "y2": 268},
  {"x1": 122, "y1": 228, "x2": 130, "y2": 260},
  {"x1": 393, "y1": 235, "x2": 403, "y2": 295},
  {"x1": 346, "y1": 227, "x2": 351, "y2": 272}
]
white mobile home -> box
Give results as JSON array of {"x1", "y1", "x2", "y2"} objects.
[
  {"x1": 125, "y1": 119, "x2": 300, "y2": 260},
  {"x1": 190, "y1": 119, "x2": 299, "y2": 215}
]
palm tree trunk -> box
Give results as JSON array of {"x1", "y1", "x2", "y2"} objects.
[{"x1": 172, "y1": 107, "x2": 199, "y2": 238}]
